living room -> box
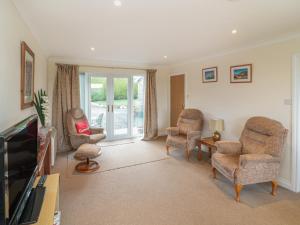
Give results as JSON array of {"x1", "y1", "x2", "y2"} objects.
[{"x1": 1, "y1": 0, "x2": 300, "y2": 225}]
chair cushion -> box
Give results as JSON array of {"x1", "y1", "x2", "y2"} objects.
[
  {"x1": 177, "y1": 109, "x2": 203, "y2": 135},
  {"x1": 212, "y1": 152, "x2": 239, "y2": 181},
  {"x1": 74, "y1": 144, "x2": 101, "y2": 160},
  {"x1": 75, "y1": 119, "x2": 91, "y2": 135},
  {"x1": 71, "y1": 108, "x2": 85, "y2": 119},
  {"x1": 166, "y1": 135, "x2": 187, "y2": 149}
]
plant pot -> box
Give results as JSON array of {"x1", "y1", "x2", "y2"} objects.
[{"x1": 39, "y1": 127, "x2": 49, "y2": 145}]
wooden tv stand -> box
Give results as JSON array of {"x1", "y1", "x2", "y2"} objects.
[{"x1": 33, "y1": 174, "x2": 60, "y2": 225}]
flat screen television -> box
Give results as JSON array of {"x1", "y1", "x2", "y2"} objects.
[{"x1": 0, "y1": 115, "x2": 38, "y2": 225}]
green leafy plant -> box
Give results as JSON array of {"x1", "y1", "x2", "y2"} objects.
[{"x1": 33, "y1": 89, "x2": 48, "y2": 127}]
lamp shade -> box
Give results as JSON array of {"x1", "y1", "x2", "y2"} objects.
[{"x1": 209, "y1": 119, "x2": 224, "y2": 132}]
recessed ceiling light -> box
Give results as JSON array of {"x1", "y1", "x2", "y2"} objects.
[
  {"x1": 90, "y1": 47, "x2": 95, "y2": 51},
  {"x1": 164, "y1": 56, "x2": 168, "y2": 59},
  {"x1": 114, "y1": 0, "x2": 122, "y2": 7},
  {"x1": 232, "y1": 29, "x2": 237, "y2": 34}
]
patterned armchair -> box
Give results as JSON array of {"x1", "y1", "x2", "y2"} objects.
[
  {"x1": 67, "y1": 108, "x2": 106, "y2": 149},
  {"x1": 166, "y1": 109, "x2": 203, "y2": 160},
  {"x1": 212, "y1": 117, "x2": 288, "y2": 202}
]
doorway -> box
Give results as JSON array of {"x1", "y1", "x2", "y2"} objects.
[
  {"x1": 170, "y1": 74, "x2": 185, "y2": 126},
  {"x1": 80, "y1": 72, "x2": 145, "y2": 140}
]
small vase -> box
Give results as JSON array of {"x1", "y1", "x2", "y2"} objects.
[{"x1": 39, "y1": 126, "x2": 49, "y2": 145}]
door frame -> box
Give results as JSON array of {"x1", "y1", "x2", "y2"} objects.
[
  {"x1": 85, "y1": 72, "x2": 146, "y2": 140},
  {"x1": 170, "y1": 73, "x2": 187, "y2": 126},
  {"x1": 292, "y1": 53, "x2": 300, "y2": 192}
]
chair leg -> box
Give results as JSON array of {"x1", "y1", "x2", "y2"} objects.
[
  {"x1": 197, "y1": 143, "x2": 202, "y2": 161},
  {"x1": 235, "y1": 184, "x2": 243, "y2": 202},
  {"x1": 166, "y1": 145, "x2": 170, "y2": 155},
  {"x1": 185, "y1": 147, "x2": 190, "y2": 161},
  {"x1": 271, "y1": 180, "x2": 278, "y2": 196},
  {"x1": 212, "y1": 167, "x2": 216, "y2": 179}
]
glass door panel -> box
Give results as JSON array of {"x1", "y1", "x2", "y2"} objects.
[
  {"x1": 132, "y1": 76, "x2": 145, "y2": 136},
  {"x1": 80, "y1": 73, "x2": 145, "y2": 140},
  {"x1": 89, "y1": 76, "x2": 107, "y2": 130},
  {"x1": 113, "y1": 77, "x2": 129, "y2": 137}
]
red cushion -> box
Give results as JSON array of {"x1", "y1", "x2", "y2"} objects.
[{"x1": 75, "y1": 120, "x2": 91, "y2": 135}]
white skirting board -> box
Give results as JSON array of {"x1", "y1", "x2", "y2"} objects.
[{"x1": 278, "y1": 177, "x2": 294, "y2": 191}]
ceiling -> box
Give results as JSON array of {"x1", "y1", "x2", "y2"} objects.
[{"x1": 12, "y1": 0, "x2": 300, "y2": 66}]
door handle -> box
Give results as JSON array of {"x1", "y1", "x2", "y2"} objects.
[
  {"x1": 112, "y1": 105, "x2": 114, "y2": 113},
  {"x1": 107, "y1": 105, "x2": 110, "y2": 112}
]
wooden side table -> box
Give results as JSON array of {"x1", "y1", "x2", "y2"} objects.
[{"x1": 197, "y1": 137, "x2": 217, "y2": 160}]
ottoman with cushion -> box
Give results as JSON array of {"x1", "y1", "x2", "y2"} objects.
[{"x1": 74, "y1": 143, "x2": 102, "y2": 173}]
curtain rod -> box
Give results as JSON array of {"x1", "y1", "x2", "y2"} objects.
[{"x1": 55, "y1": 63, "x2": 153, "y2": 71}]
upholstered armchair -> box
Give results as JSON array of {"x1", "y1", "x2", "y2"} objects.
[
  {"x1": 212, "y1": 117, "x2": 288, "y2": 202},
  {"x1": 166, "y1": 109, "x2": 203, "y2": 160},
  {"x1": 67, "y1": 108, "x2": 106, "y2": 149}
]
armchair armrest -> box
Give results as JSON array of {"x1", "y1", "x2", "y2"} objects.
[
  {"x1": 187, "y1": 130, "x2": 202, "y2": 141},
  {"x1": 166, "y1": 127, "x2": 179, "y2": 136},
  {"x1": 216, "y1": 141, "x2": 242, "y2": 155},
  {"x1": 239, "y1": 154, "x2": 280, "y2": 168},
  {"x1": 70, "y1": 133, "x2": 90, "y2": 141},
  {"x1": 69, "y1": 133, "x2": 91, "y2": 149},
  {"x1": 90, "y1": 127, "x2": 104, "y2": 134}
]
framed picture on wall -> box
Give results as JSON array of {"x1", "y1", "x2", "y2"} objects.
[
  {"x1": 230, "y1": 64, "x2": 252, "y2": 83},
  {"x1": 202, "y1": 67, "x2": 218, "y2": 83},
  {"x1": 21, "y1": 41, "x2": 35, "y2": 109}
]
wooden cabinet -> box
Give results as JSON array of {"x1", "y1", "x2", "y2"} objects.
[{"x1": 37, "y1": 131, "x2": 52, "y2": 175}]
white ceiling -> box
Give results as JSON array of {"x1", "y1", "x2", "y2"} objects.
[{"x1": 12, "y1": 0, "x2": 300, "y2": 66}]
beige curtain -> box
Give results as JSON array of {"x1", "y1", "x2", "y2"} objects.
[
  {"x1": 52, "y1": 64, "x2": 80, "y2": 152},
  {"x1": 143, "y1": 69, "x2": 158, "y2": 140}
]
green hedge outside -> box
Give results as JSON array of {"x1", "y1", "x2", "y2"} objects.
[{"x1": 91, "y1": 77, "x2": 139, "y2": 102}]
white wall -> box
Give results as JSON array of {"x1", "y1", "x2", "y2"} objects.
[
  {"x1": 167, "y1": 37, "x2": 300, "y2": 190},
  {"x1": 47, "y1": 58, "x2": 170, "y2": 134},
  {"x1": 0, "y1": 0, "x2": 47, "y2": 130},
  {"x1": 156, "y1": 66, "x2": 171, "y2": 135}
]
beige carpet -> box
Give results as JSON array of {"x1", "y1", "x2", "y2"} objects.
[
  {"x1": 54, "y1": 137, "x2": 300, "y2": 225},
  {"x1": 67, "y1": 140, "x2": 169, "y2": 176},
  {"x1": 99, "y1": 138, "x2": 136, "y2": 147}
]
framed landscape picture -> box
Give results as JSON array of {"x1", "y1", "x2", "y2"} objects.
[
  {"x1": 230, "y1": 64, "x2": 252, "y2": 83},
  {"x1": 202, "y1": 67, "x2": 218, "y2": 83},
  {"x1": 21, "y1": 41, "x2": 35, "y2": 109}
]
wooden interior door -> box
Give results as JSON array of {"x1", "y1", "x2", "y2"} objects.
[{"x1": 170, "y1": 74, "x2": 185, "y2": 126}]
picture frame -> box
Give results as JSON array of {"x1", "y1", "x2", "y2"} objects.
[
  {"x1": 230, "y1": 64, "x2": 252, "y2": 83},
  {"x1": 202, "y1": 67, "x2": 218, "y2": 83},
  {"x1": 21, "y1": 41, "x2": 35, "y2": 109}
]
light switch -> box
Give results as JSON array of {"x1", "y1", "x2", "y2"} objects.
[{"x1": 284, "y1": 99, "x2": 292, "y2": 105}]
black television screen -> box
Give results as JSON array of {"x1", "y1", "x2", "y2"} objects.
[{"x1": 0, "y1": 115, "x2": 38, "y2": 225}]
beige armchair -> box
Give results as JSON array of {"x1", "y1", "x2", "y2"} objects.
[
  {"x1": 212, "y1": 116, "x2": 288, "y2": 202},
  {"x1": 166, "y1": 109, "x2": 203, "y2": 160},
  {"x1": 67, "y1": 108, "x2": 106, "y2": 149}
]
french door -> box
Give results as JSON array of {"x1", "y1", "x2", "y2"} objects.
[{"x1": 81, "y1": 73, "x2": 145, "y2": 140}]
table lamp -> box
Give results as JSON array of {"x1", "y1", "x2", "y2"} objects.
[{"x1": 209, "y1": 119, "x2": 224, "y2": 142}]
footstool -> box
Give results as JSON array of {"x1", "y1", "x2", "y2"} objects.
[{"x1": 74, "y1": 143, "x2": 102, "y2": 173}]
